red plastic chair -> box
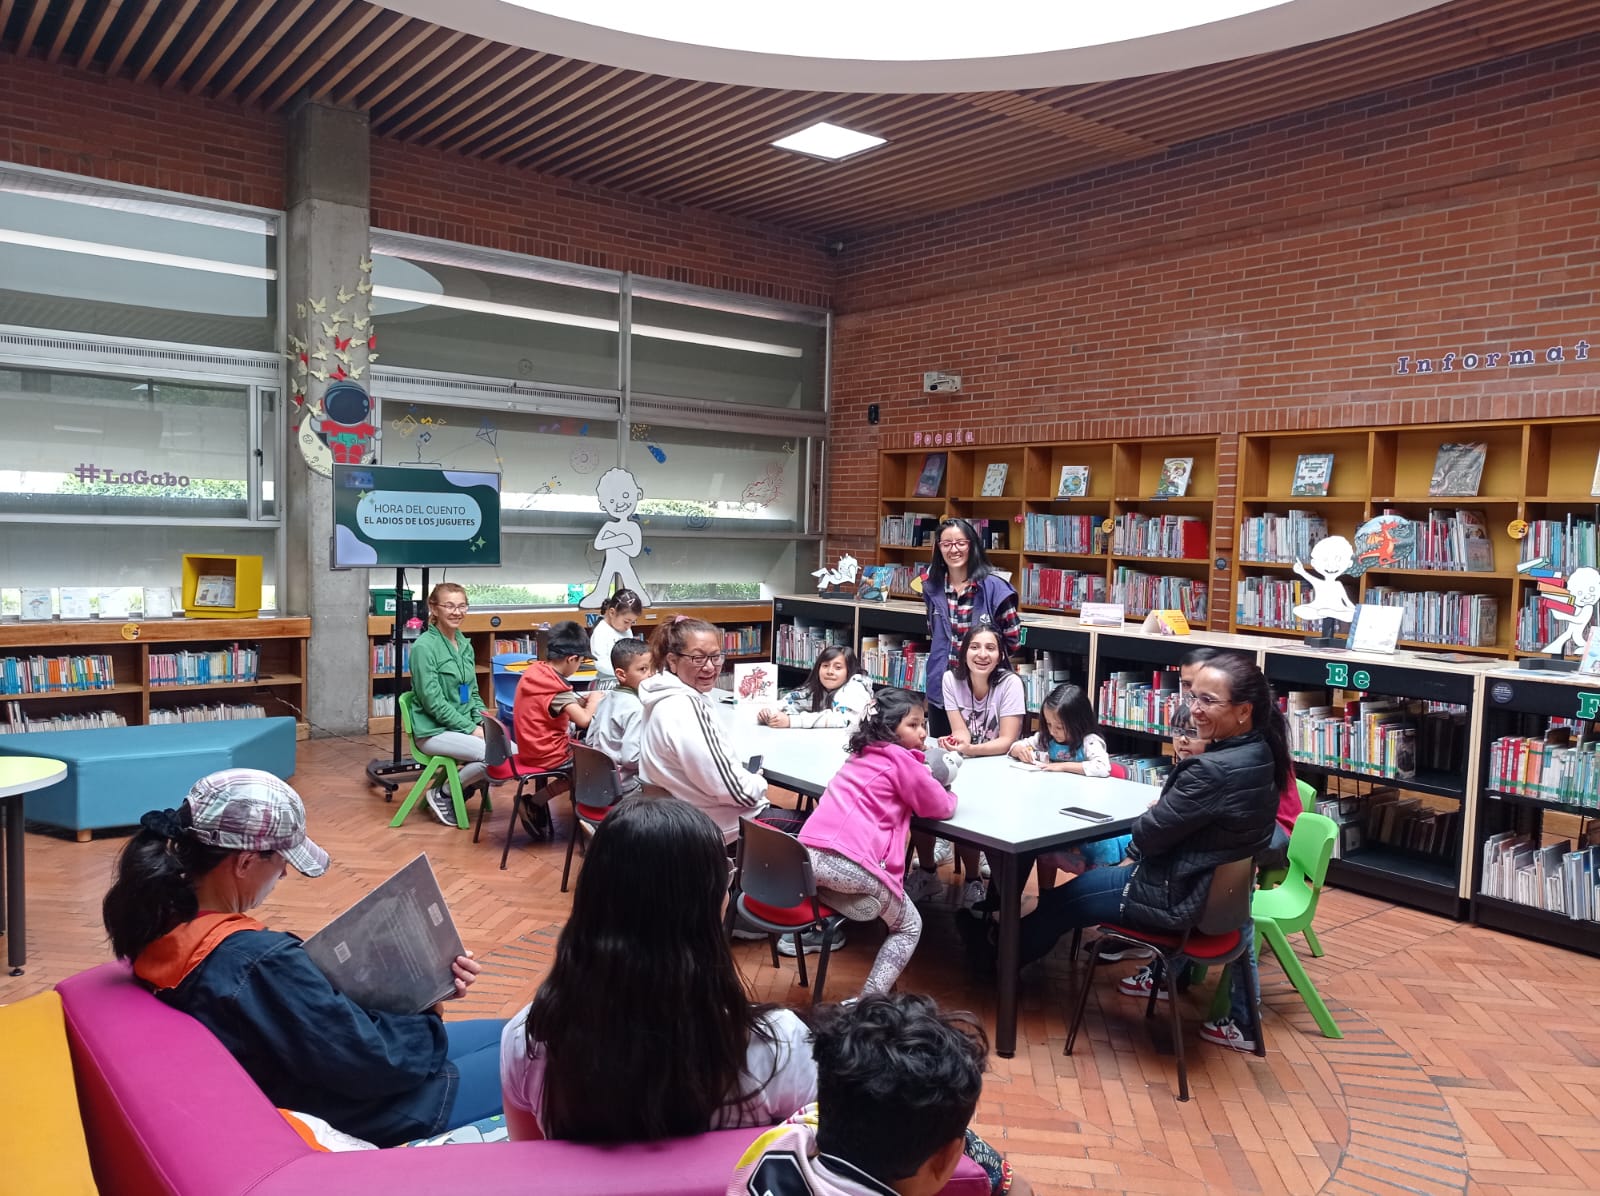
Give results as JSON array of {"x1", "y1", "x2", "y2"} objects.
[
  {"x1": 1107, "y1": 761, "x2": 1129, "y2": 780},
  {"x1": 729, "y1": 815, "x2": 847, "y2": 1006},
  {"x1": 1065, "y1": 856, "x2": 1265, "y2": 1101},
  {"x1": 479, "y1": 717, "x2": 572, "y2": 869}
]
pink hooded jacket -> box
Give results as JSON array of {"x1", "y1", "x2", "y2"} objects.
[{"x1": 799, "y1": 741, "x2": 957, "y2": 897}]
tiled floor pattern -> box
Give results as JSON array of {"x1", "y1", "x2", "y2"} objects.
[{"x1": 3, "y1": 734, "x2": 1598, "y2": 1194}]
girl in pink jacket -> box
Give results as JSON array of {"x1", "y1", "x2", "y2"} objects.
[{"x1": 798, "y1": 688, "x2": 961, "y2": 995}]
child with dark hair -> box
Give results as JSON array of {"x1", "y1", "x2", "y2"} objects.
[
  {"x1": 512, "y1": 621, "x2": 605, "y2": 809},
  {"x1": 589, "y1": 589, "x2": 644, "y2": 686},
  {"x1": 789, "y1": 689, "x2": 961, "y2": 987},
  {"x1": 585, "y1": 637, "x2": 652, "y2": 795},
  {"x1": 759, "y1": 646, "x2": 871, "y2": 730},
  {"x1": 727, "y1": 993, "x2": 1026, "y2": 1196}
]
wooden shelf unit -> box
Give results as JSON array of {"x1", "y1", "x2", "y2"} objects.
[
  {"x1": 1231, "y1": 416, "x2": 1600, "y2": 659},
  {"x1": 367, "y1": 602, "x2": 773, "y2": 733},
  {"x1": 0, "y1": 618, "x2": 310, "y2": 736},
  {"x1": 878, "y1": 436, "x2": 1219, "y2": 627}
]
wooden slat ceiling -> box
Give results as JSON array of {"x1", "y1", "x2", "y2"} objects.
[{"x1": 4, "y1": 0, "x2": 1598, "y2": 238}]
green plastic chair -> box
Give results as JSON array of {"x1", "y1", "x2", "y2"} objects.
[
  {"x1": 1210, "y1": 811, "x2": 1342, "y2": 1039},
  {"x1": 389, "y1": 691, "x2": 477, "y2": 830}
]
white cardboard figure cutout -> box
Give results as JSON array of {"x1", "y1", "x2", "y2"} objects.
[
  {"x1": 1291, "y1": 535, "x2": 1357, "y2": 624},
  {"x1": 1542, "y1": 566, "x2": 1599, "y2": 656},
  {"x1": 579, "y1": 467, "x2": 653, "y2": 609},
  {"x1": 812, "y1": 554, "x2": 860, "y2": 592}
]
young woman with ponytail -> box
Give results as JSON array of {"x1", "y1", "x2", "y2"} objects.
[{"x1": 1015, "y1": 653, "x2": 1286, "y2": 1054}]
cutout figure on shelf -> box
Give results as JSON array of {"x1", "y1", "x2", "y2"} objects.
[
  {"x1": 812, "y1": 554, "x2": 860, "y2": 595},
  {"x1": 1541, "y1": 565, "x2": 1600, "y2": 656},
  {"x1": 1292, "y1": 536, "x2": 1357, "y2": 624},
  {"x1": 579, "y1": 468, "x2": 653, "y2": 610}
]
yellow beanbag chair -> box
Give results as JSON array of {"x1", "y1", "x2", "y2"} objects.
[{"x1": 0, "y1": 990, "x2": 99, "y2": 1193}]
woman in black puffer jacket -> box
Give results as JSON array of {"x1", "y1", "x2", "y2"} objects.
[{"x1": 1016, "y1": 653, "x2": 1287, "y2": 1051}]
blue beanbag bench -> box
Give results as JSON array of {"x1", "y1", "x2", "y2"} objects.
[{"x1": 0, "y1": 718, "x2": 297, "y2": 838}]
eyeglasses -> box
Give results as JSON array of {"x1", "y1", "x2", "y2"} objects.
[
  {"x1": 938, "y1": 538, "x2": 970, "y2": 549},
  {"x1": 672, "y1": 651, "x2": 725, "y2": 667},
  {"x1": 435, "y1": 602, "x2": 469, "y2": 614},
  {"x1": 1188, "y1": 692, "x2": 1236, "y2": 709}
]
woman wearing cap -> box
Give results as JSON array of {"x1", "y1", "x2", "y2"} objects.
[{"x1": 102, "y1": 768, "x2": 504, "y2": 1147}]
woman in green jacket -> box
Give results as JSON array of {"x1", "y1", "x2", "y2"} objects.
[{"x1": 409, "y1": 581, "x2": 488, "y2": 826}]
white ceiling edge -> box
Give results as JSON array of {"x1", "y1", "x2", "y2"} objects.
[{"x1": 370, "y1": 0, "x2": 1453, "y2": 92}]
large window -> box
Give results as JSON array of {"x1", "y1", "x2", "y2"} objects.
[
  {"x1": 368, "y1": 232, "x2": 828, "y2": 604},
  {"x1": 0, "y1": 167, "x2": 282, "y2": 617}
]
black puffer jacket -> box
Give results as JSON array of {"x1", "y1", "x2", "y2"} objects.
[{"x1": 1120, "y1": 730, "x2": 1278, "y2": 934}]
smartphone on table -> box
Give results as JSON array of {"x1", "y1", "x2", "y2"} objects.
[{"x1": 1058, "y1": 806, "x2": 1113, "y2": 823}]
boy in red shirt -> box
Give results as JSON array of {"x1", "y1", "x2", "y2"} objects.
[{"x1": 513, "y1": 622, "x2": 604, "y2": 805}]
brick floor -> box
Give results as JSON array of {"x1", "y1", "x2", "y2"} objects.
[{"x1": 4, "y1": 734, "x2": 1598, "y2": 1193}]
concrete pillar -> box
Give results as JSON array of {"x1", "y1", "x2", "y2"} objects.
[{"x1": 283, "y1": 98, "x2": 372, "y2": 736}]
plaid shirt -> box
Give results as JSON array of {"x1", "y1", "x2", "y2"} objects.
[{"x1": 944, "y1": 577, "x2": 1022, "y2": 668}]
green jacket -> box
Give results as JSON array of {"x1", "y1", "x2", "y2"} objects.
[{"x1": 408, "y1": 625, "x2": 485, "y2": 738}]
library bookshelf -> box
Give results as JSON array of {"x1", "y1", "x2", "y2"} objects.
[
  {"x1": 773, "y1": 592, "x2": 1600, "y2": 954},
  {"x1": 0, "y1": 618, "x2": 310, "y2": 737},
  {"x1": 879, "y1": 436, "x2": 1218, "y2": 629},
  {"x1": 366, "y1": 602, "x2": 772, "y2": 734},
  {"x1": 1231, "y1": 416, "x2": 1600, "y2": 659}
]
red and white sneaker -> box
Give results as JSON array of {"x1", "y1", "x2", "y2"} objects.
[
  {"x1": 1199, "y1": 1018, "x2": 1258, "y2": 1052},
  {"x1": 1116, "y1": 964, "x2": 1170, "y2": 1000}
]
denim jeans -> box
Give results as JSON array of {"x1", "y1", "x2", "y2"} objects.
[{"x1": 444, "y1": 1018, "x2": 507, "y2": 1127}]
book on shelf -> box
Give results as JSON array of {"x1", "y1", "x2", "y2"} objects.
[
  {"x1": 884, "y1": 562, "x2": 930, "y2": 597},
  {"x1": 1284, "y1": 690, "x2": 1470, "y2": 783},
  {"x1": 1240, "y1": 510, "x2": 1328, "y2": 564},
  {"x1": 1110, "y1": 567, "x2": 1207, "y2": 621},
  {"x1": 1428, "y1": 442, "x2": 1487, "y2": 497},
  {"x1": 1234, "y1": 575, "x2": 1310, "y2": 631},
  {"x1": 1056, "y1": 465, "x2": 1089, "y2": 498},
  {"x1": 913, "y1": 452, "x2": 947, "y2": 498},
  {"x1": 1345, "y1": 603, "x2": 1404, "y2": 653},
  {"x1": 0, "y1": 653, "x2": 117, "y2": 695},
  {"x1": 879, "y1": 512, "x2": 941, "y2": 547},
  {"x1": 858, "y1": 634, "x2": 929, "y2": 691},
  {"x1": 1154, "y1": 457, "x2": 1193, "y2": 498},
  {"x1": 775, "y1": 619, "x2": 850, "y2": 668},
  {"x1": 0, "y1": 701, "x2": 128, "y2": 735},
  {"x1": 192, "y1": 574, "x2": 237, "y2": 609},
  {"x1": 149, "y1": 702, "x2": 268, "y2": 725},
  {"x1": 1015, "y1": 649, "x2": 1074, "y2": 710},
  {"x1": 1408, "y1": 509, "x2": 1494, "y2": 572},
  {"x1": 981, "y1": 463, "x2": 1009, "y2": 497},
  {"x1": 1579, "y1": 630, "x2": 1600, "y2": 677},
  {"x1": 98, "y1": 589, "x2": 132, "y2": 619},
  {"x1": 58, "y1": 587, "x2": 92, "y2": 620},
  {"x1": 149, "y1": 645, "x2": 260, "y2": 686},
  {"x1": 1517, "y1": 515, "x2": 1597, "y2": 576},
  {"x1": 1363, "y1": 587, "x2": 1497, "y2": 647},
  {"x1": 1098, "y1": 668, "x2": 1182, "y2": 734},
  {"x1": 1592, "y1": 449, "x2": 1600, "y2": 498},
  {"x1": 855, "y1": 565, "x2": 894, "y2": 602},
  {"x1": 1352, "y1": 513, "x2": 1418, "y2": 574},
  {"x1": 1481, "y1": 832, "x2": 1599, "y2": 922},
  {"x1": 1488, "y1": 724, "x2": 1599, "y2": 807},
  {"x1": 143, "y1": 587, "x2": 176, "y2": 619},
  {"x1": 1290, "y1": 453, "x2": 1334, "y2": 497},
  {"x1": 1021, "y1": 565, "x2": 1107, "y2": 612},
  {"x1": 19, "y1": 588, "x2": 52, "y2": 621},
  {"x1": 1022, "y1": 512, "x2": 1107, "y2": 555},
  {"x1": 302, "y1": 854, "x2": 466, "y2": 1015},
  {"x1": 1111, "y1": 513, "x2": 1207, "y2": 559}
]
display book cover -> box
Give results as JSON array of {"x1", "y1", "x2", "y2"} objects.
[
  {"x1": 1428, "y1": 442, "x2": 1487, "y2": 497},
  {"x1": 913, "y1": 452, "x2": 947, "y2": 498},
  {"x1": 1290, "y1": 453, "x2": 1334, "y2": 497},
  {"x1": 301, "y1": 853, "x2": 464, "y2": 1015},
  {"x1": 1154, "y1": 457, "x2": 1193, "y2": 498},
  {"x1": 981, "y1": 462, "x2": 1009, "y2": 497},
  {"x1": 1056, "y1": 465, "x2": 1089, "y2": 498}
]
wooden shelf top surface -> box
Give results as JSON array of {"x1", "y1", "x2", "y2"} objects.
[{"x1": 0, "y1": 617, "x2": 309, "y2": 647}]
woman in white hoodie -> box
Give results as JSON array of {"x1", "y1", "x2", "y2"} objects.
[{"x1": 639, "y1": 617, "x2": 768, "y2": 842}]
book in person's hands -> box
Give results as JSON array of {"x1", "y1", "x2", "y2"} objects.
[{"x1": 302, "y1": 854, "x2": 465, "y2": 1015}]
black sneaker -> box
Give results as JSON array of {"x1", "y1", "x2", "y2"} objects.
[
  {"x1": 776, "y1": 925, "x2": 846, "y2": 957},
  {"x1": 426, "y1": 785, "x2": 459, "y2": 826},
  {"x1": 519, "y1": 801, "x2": 551, "y2": 840}
]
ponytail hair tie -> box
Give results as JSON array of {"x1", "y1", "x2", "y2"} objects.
[{"x1": 672, "y1": 614, "x2": 688, "y2": 624}]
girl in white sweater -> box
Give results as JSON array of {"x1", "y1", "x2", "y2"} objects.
[
  {"x1": 638, "y1": 617, "x2": 768, "y2": 842},
  {"x1": 757, "y1": 646, "x2": 872, "y2": 730}
]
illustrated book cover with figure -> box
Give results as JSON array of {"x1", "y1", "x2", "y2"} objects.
[
  {"x1": 1291, "y1": 453, "x2": 1334, "y2": 497},
  {"x1": 1057, "y1": 466, "x2": 1089, "y2": 498},
  {"x1": 913, "y1": 453, "x2": 947, "y2": 498},
  {"x1": 1154, "y1": 458, "x2": 1193, "y2": 498},
  {"x1": 1428, "y1": 443, "x2": 1487, "y2": 497}
]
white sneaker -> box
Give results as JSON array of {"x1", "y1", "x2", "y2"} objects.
[
  {"x1": 959, "y1": 879, "x2": 987, "y2": 913},
  {"x1": 979, "y1": 853, "x2": 991, "y2": 880},
  {"x1": 776, "y1": 925, "x2": 847, "y2": 957},
  {"x1": 1200, "y1": 1017, "x2": 1258, "y2": 1052},
  {"x1": 426, "y1": 785, "x2": 458, "y2": 826},
  {"x1": 933, "y1": 838, "x2": 954, "y2": 867},
  {"x1": 903, "y1": 868, "x2": 946, "y2": 904}
]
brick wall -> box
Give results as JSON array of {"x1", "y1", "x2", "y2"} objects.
[
  {"x1": 828, "y1": 35, "x2": 1600, "y2": 627},
  {"x1": 0, "y1": 53, "x2": 286, "y2": 208},
  {"x1": 0, "y1": 52, "x2": 833, "y2": 308}
]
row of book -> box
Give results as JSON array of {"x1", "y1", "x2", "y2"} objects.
[
  {"x1": 1408, "y1": 508, "x2": 1495, "y2": 572},
  {"x1": 1482, "y1": 834, "x2": 1600, "y2": 922},
  {"x1": 1109, "y1": 753, "x2": 1172, "y2": 787},
  {"x1": 1486, "y1": 731, "x2": 1600, "y2": 806},
  {"x1": 1239, "y1": 510, "x2": 1329, "y2": 565},
  {"x1": 149, "y1": 702, "x2": 269, "y2": 725},
  {"x1": 1515, "y1": 591, "x2": 1587, "y2": 653},
  {"x1": 880, "y1": 512, "x2": 940, "y2": 547},
  {"x1": 0, "y1": 653, "x2": 117, "y2": 694},
  {"x1": 372, "y1": 642, "x2": 413, "y2": 675},
  {"x1": 1020, "y1": 565, "x2": 1108, "y2": 612},
  {"x1": 1363, "y1": 587, "x2": 1498, "y2": 647},
  {"x1": 1517, "y1": 516, "x2": 1597, "y2": 575},
  {"x1": 720, "y1": 625, "x2": 763, "y2": 654},
  {"x1": 1097, "y1": 668, "x2": 1182, "y2": 735},
  {"x1": 1014, "y1": 651, "x2": 1074, "y2": 711},
  {"x1": 1111, "y1": 569, "x2": 1207, "y2": 620},
  {"x1": 149, "y1": 646, "x2": 260, "y2": 687},
  {"x1": 1233, "y1": 576, "x2": 1310, "y2": 630},
  {"x1": 1347, "y1": 789, "x2": 1461, "y2": 860},
  {"x1": 884, "y1": 563, "x2": 930, "y2": 597},
  {"x1": 859, "y1": 634, "x2": 929, "y2": 692},
  {"x1": 1021, "y1": 513, "x2": 1107, "y2": 555},
  {"x1": 0, "y1": 702, "x2": 128, "y2": 734},
  {"x1": 775, "y1": 619, "x2": 851, "y2": 669},
  {"x1": 1283, "y1": 691, "x2": 1468, "y2": 780},
  {"x1": 1111, "y1": 513, "x2": 1208, "y2": 560}
]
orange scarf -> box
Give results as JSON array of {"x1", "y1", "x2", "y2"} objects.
[{"x1": 132, "y1": 912, "x2": 267, "y2": 992}]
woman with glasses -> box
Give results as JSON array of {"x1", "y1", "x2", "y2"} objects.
[
  {"x1": 1015, "y1": 653, "x2": 1287, "y2": 1054},
  {"x1": 922, "y1": 518, "x2": 1021, "y2": 740},
  {"x1": 638, "y1": 617, "x2": 769, "y2": 843},
  {"x1": 409, "y1": 582, "x2": 490, "y2": 826}
]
